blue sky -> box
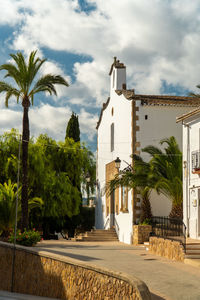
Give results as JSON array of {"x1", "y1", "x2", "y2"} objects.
[{"x1": 0, "y1": 0, "x2": 200, "y2": 152}]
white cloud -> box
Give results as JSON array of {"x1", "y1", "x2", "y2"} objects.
[
  {"x1": 79, "y1": 108, "x2": 98, "y2": 140},
  {"x1": 0, "y1": 0, "x2": 23, "y2": 26},
  {"x1": 0, "y1": 108, "x2": 22, "y2": 135},
  {"x1": 2, "y1": 0, "x2": 200, "y2": 95},
  {"x1": 0, "y1": 103, "x2": 97, "y2": 142},
  {"x1": 29, "y1": 104, "x2": 98, "y2": 141},
  {"x1": 1, "y1": 0, "x2": 200, "y2": 142}
]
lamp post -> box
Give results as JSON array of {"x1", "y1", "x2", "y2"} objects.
[{"x1": 115, "y1": 157, "x2": 121, "y2": 170}]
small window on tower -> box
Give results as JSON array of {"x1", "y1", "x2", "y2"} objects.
[
  {"x1": 111, "y1": 107, "x2": 114, "y2": 116},
  {"x1": 145, "y1": 115, "x2": 148, "y2": 120}
]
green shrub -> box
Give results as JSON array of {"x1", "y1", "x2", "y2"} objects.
[{"x1": 8, "y1": 229, "x2": 41, "y2": 246}]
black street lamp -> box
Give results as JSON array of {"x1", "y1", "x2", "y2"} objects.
[{"x1": 115, "y1": 157, "x2": 121, "y2": 169}]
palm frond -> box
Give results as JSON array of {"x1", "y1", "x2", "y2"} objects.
[
  {"x1": 142, "y1": 145, "x2": 163, "y2": 156},
  {"x1": 30, "y1": 74, "x2": 69, "y2": 97},
  {"x1": 0, "y1": 81, "x2": 20, "y2": 107},
  {"x1": 27, "y1": 51, "x2": 47, "y2": 88}
]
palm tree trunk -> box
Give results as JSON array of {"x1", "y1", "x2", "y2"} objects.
[
  {"x1": 169, "y1": 203, "x2": 183, "y2": 219},
  {"x1": 21, "y1": 97, "x2": 30, "y2": 231}
]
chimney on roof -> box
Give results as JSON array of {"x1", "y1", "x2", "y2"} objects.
[{"x1": 109, "y1": 57, "x2": 126, "y2": 93}]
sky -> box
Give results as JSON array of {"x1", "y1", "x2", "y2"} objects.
[{"x1": 0, "y1": 0, "x2": 200, "y2": 152}]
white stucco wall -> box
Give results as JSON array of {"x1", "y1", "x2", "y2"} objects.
[{"x1": 182, "y1": 114, "x2": 200, "y2": 238}]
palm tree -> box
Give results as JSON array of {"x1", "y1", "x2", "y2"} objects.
[
  {"x1": 143, "y1": 136, "x2": 183, "y2": 218},
  {"x1": 0, "y1": 51, "x2": 69, "y2": 230}
]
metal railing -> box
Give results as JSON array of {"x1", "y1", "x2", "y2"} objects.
[
  {"x1": 114, "y1": 217, "x2": 120, "y2": 238},
  {"x1": 104, "y1": 217, "x2": 110, "y2": 229},
  {"x1": 151, "y1": 216, "x2": 186, "y2": 251}
]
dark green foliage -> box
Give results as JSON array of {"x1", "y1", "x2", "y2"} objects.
[
  {"x1": 79, "y1": 206, "x2": 95, "y2": 231},
  {"x1": 63, "y1": 207, "x2": 95, "y2": 237},
  {"x1": 0, "y1": 129, "x2": 19, "y2": 184},
  {"x1": 0, "y1": 130, "x2": 96, "y2": 237},
  {"x1": 65, "y1": 112, "x2": 80, "y2": 142}
]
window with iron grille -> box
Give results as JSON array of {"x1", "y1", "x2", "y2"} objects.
[{"x1": 192, "y1": 151, "x2": 200, "y2": 170}]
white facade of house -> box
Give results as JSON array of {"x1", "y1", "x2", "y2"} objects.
[
  {"x1": 177, "y1": 109, "x2": 200, "y2": 239},
  {"x1": 96, "y1": 58, "x2": 200, "y2": 244}
]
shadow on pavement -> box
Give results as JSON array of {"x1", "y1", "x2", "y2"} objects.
[
  {"x1": 38, "y1": 248, "x2": 102, "y2": 262},
  {"x1": 36, "y1": 243, "x2": 100, "y2": 249}
]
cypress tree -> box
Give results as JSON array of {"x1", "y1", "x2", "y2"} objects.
[{"x1": 65, "y1": 112, "x2": 80, "y2": 142}]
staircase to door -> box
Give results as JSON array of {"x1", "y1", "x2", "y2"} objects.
[{"x1": 75, "y1": 228, "x2": 118, "y2": 242}]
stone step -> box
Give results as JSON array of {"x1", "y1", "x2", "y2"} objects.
[
  {"x1": 82, "y1": 236, "x2": 118, "y2": 239},
  {"x1": 76, "y1": 236, "x2": 118, "y2": 240},
  {"x1": 186, "y1": 247, "x2": 200, "y2": 251},
  {"x1": 186, "y1": 245, "x2": 200, "y2": 248},
  {"x1": 80, "y1": 238, "x2": 118, "y2": 242},
  {"x1": 76, "y1": 229, "x2": 118, "y2": 242},
  {"x1": 186, "y1": 250, "x2": 200, "y2": 254},
  {"x1": 185, "y1": 254, "x2": 200, "y2": 259},
  {"x1": 86, "y1": 233, "x2": 117, "y2": 237}
]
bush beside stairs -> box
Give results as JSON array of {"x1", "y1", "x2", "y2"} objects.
[{"x1": 75, "y1": 228, "x2": 118, "y2": 242}]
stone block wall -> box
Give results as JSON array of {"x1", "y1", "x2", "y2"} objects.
[
  {"x1": 0, "y1": 242, "x2": 151, "y2": 300},
  {"x1": 133, "y1": 225, "x2": 152, "y2": 245},
  {"x1": 149, "y1": 237, "x2": 185, "y2": 262}
]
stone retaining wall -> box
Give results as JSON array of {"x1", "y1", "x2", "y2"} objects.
[
  {"x1": 133, "y1": 225, "x2": 152, "y2": 245},
  {"x1": 0, "y1": 242, "x2": 151, "y2": 300},
  {"x1": 149, "y1": 237, "x2": 185, "y2": 262}
]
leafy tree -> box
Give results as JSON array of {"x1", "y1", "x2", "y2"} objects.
[
  {"x1": 0, "y1": 129, "x2": 96, "y2": 236},
  {"x1": 0, "y1": 129, "x2": 19, "y2": 184},
  {"x1": 0, "y1": 51, "x2": 69, "y2": 230},
  {"x1": 65, "y1": 112, "x2": 80, "y2": 142},
  {"x1": 29, "y1": 135, "x2": 94, "y2": 236}
]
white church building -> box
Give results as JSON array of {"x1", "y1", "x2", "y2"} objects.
[{"x1": 95, "y1": 57, "x2": 200, "y2": 244}]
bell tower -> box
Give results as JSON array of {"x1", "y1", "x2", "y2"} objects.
[{"x1": 109, "y1": 57, "x2": 126, "y2": 92}]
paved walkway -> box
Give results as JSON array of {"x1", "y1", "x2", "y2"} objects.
[{"x1": 34, "y1": 240, "x2": 200, "y2": 300}]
